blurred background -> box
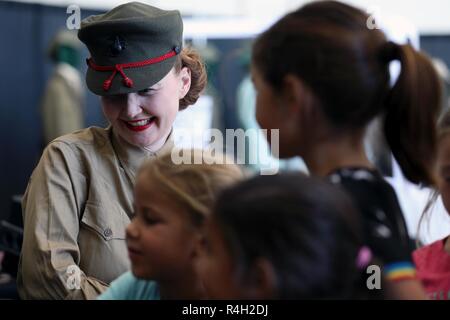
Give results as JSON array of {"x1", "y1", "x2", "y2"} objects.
[{"x1": 0, "y1": 0, "x2": 450, "y2": 253}]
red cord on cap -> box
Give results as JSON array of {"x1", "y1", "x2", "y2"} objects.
[
  {"x1": 123, "y1": 77, "x2": 134, "y2": 88},
  {"x1": 87, "y1": 48, "x2": 178, "y2": 91}
]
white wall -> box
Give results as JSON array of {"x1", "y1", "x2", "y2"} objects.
[
  {"x1": 343, "y1": 0, "x2": 450, "y2": 35},
  {"x1": 7, "y1": 0, "x2": 450, "y2": 35}
]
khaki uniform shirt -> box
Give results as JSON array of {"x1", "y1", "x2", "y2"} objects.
[{"x1": 17, "y1": 126, "x2": 174, "y2": 299}]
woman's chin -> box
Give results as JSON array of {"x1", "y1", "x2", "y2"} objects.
[{"x1": 124, "y1": 134, "x2": 159, "y2": 149}]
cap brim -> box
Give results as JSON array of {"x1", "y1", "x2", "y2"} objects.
[{"x1": 86, "y1": 55, "x2": 177, "y2": 96}]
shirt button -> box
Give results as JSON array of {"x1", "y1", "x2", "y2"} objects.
[{"x1": 104, "y1": 228, "x2": 113, "y2": 238}]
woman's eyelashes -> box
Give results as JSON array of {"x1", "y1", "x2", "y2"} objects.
[
  {"x1": 138, "y1": 87, "x2": 159, "y2": 96},
  {"x1": 103, "y1": 94, "x2": 127, "y2": 104}
]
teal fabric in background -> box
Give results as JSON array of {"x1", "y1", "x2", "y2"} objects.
[{"x1": 98, "y1": 271, "x2": 160, "y2": 300}]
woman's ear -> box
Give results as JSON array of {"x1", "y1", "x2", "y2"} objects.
[
  {"x1": 281, "y1": 74, "x2": 322, "y2": 142},
  {"x1": 282, "y1": 74, "x2": 315, "y2": 117},
  {"x1": 178, "y1": 66, "x2": 191, "y2": 99},
  {"x1": 242, "y1": 258, "x2": 277, "y2": 299}
]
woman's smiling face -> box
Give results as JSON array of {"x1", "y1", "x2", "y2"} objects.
[{"x1": 101, "y1": 67, "x2": 190, "y2": 148}]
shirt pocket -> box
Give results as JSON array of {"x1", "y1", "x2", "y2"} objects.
[{"x1": 80, "y1": 201, "x2": 129, "y2": 241}]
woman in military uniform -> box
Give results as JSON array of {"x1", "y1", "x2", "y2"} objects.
[{"x1": 18, "y1": 2, "x2": 207, "y2": 299}]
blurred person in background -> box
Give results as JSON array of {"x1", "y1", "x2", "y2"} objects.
[{"x1": 41, "y1": 29, "x2": 84, "y2": 146}]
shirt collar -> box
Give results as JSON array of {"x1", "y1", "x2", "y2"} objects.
[{"x1": 110, "y1": 126, "x2": 174, "y2": 183}]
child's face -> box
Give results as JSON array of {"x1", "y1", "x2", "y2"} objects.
[
  {"x1": 437, "y1": 134, "x2": 450, "y2": 215},
  {"x1": 126, "y1": 173, "x2": 198, "y2": 281},
  {"x1": 195, "y1": 217, "x2": 243, "y2": 299},
  {"x1": 101, "y1": 67, "x2": 190, "y2": 148}
]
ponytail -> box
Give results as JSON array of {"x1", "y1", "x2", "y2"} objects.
[{"x1": 383, "y1": 43, "x2": 442, "y2": 186}]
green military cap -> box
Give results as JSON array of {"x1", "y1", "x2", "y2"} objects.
[{"x1": 78, "y1": 1, "x2": 183, "y2": 96}]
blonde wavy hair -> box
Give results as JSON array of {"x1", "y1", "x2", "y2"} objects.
[{"x1": 137, "y1": 148, "x2": 245, "y2": 226}]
